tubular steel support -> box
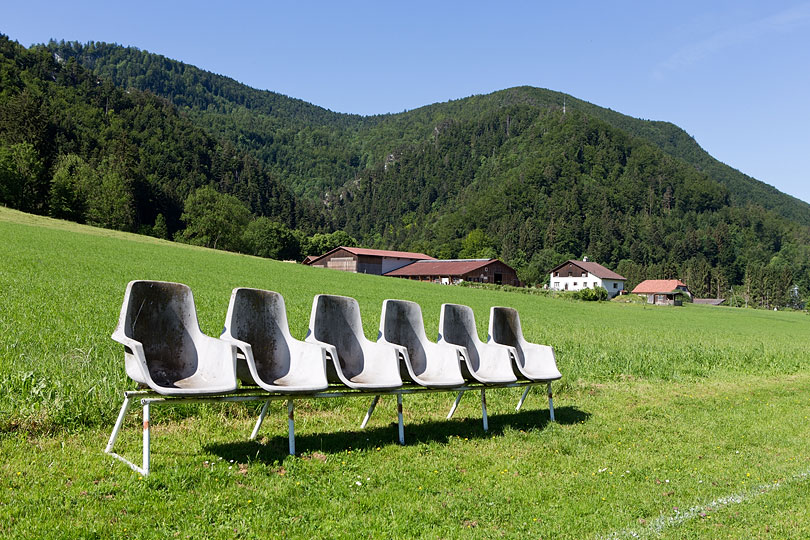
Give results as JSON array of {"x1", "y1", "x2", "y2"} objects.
[
  {"x1": 516, "y1": 386, "x2": 531, "y2": 412},
  {"x1": 142, "y1": 400, "x2": 151, "y2": 475},
  {"x1": 481, "y1": 389, "x2": 488, "y2": 432},
  {"x1": 397, "y1": 393, "x2": 404, "y2": 445},
  {"x1": 104, "y1": 381, "x2": 546, "y2": 474},
  {"x1": 447, "y1": 390, "x2": 465, "y2": 419},
  {"x1": 105, "y1": 393, "x2": 132, "y2": 453},
  {"x1": 547, "y1": 382, "x2": 555, "y2": 422},
  {"x1": 250, "y1": 399, "x2": 271, "y2": 441},
  {"x1": 287, "y1": 399, "x2": 295, "y2": 455},
  {"x1": 360, "y1": 395, "x2": 380, "y2": 428}
]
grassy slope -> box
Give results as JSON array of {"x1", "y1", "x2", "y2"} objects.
[{"x1": 1, "y1": 207, "x2": 809, "y2": 538}]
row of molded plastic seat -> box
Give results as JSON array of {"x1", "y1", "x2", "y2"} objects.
[{"x1": 112, "y1": 281, "x2": 561, "y2": 397}]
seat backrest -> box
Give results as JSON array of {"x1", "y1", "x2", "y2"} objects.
[
  {"x1": 381, "y1": 299, "x2": 428, "y2": 374},
  {"x1": 490, "y1": 306, "x2": 523, "y2": 348},
  {"x1": 310, "y1": 294, "x2": 364, "y2": 372},
  {"x1": 117, "y1": 280, "x2": 200, "y2": 385},
  {"x1": 490, "y1": 306, "x2": 525, "y2": 365},
  {"x1": 439, "y1": 303, "x2": 481, "y2": 372},
  {"x1": 225, "y1": 288, "x2": 292, "y2": 380}
]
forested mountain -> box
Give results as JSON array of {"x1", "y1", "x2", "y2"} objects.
[
  {"x1": 2, "y1": 36, "x2": 809, "y2": 307},
  {"x1": 0, "y1": 35, "x2": 320, "y2": 240},
  {"x1": 47, "y1": 41, "x2": 810, "y2": 228}
]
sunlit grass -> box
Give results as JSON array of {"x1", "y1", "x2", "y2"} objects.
[{"x1": 1, "y1": 207, "x2": 809, "y2": 538}]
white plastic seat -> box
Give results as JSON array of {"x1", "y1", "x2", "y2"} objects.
[
  {"x1": 488, "y1": 306, "x2": 562, "y2": 382},
  {"x1": 378, "y1": 299, "x2": 465, "y2": 388},
  {"x1": 111, "y1": 280, "x2": 238, "y2": 396},
  {"x1": 438, "y1": 303, "x2": 517, "y2": 385},
  {"x1": 221, "y1": 288, "x2": 329, "y2": 393},
  {"x1": 306, "y1": 294, "x2": 402, "y2": 390}
]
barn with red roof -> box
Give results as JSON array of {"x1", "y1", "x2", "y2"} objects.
[
  {"x1": 304, "y1": 246, "x2": 435, "y2": 275},
  {"x1": 385, "y1": 258, "x2": 520, "y2": 286}
]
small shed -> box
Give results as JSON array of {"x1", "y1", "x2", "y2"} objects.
[
  {"x1": 631, "y1": 280, "x2": 692, "y2": 306},
  {"x1": 385, "y1": 259, "x2": 520, "y2": 286}
]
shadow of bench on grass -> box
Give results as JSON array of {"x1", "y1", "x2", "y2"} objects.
[{"x1": 204, "y1": 405, "x2": 589, "y2": 464}]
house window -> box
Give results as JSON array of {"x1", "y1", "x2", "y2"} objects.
[
  {"x1": 568, "y1": 271, "x2": 572, "y2": 277},
  {"x1": 554, "y1": 272, "x2": 559, "y2": 277},
  {"x1": 553, "y1": 282, "x2": 559, "y2": 288},
  {"x1": 583, "y1": 272, "x2": 588, "y2": 277},
  {"x1": 613, "y1": 283, "x2": 618, "y2": 289},
  {"x1": 573, "y1": 282, "x2": 577, "y2": 287}
]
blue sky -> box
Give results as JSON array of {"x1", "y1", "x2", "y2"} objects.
[{"x1": 4, "y1": 1, "x2": 810, "y2": 203}]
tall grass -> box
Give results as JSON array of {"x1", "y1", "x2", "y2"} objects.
[{"x1": 1, "y1": 207, "x2": 808, "y2": 433}]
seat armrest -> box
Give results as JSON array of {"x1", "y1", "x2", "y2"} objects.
[
  {"x1": 199, "y1": 332, "x2": 237, "y2": 352},
  {"x1": 111, "y1": 333, "x2": 150, "y2": 383},
  {"x1": 220, "y1": 336, "x2": 254, "y2": 362},
  {"x1": 390, "y1": 344, "x2": 409, "y2": 362},
  {"x1": 441, "y1": 343, "x2": 468, "y2": 362},
  {"x1": 111, "y1": 333, "x2": 143, "y2": 354},
  {"x1": 483, "y1": 341, "x2": 517, "y2": 360},
  {"x1": 304, "y1": 336, "x2": 339, "y2": 363}
]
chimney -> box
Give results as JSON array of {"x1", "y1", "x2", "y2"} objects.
[{"x1": 583, "y1": 256, "x2": 589, "y2": 262}]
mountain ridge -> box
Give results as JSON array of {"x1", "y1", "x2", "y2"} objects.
[{"x1": 46, "y1": 41, "x2": 810, "y2": 226}]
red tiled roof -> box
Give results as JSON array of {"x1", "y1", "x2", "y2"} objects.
[
  {"x1": 631, "y1": 279, "x2": 688, "y2": 294},
  {"x1": 551, "y1": 260, "x2": 626, "y2": 280},
  {"x1": 385, "y1": 259, "x2": 500, "y2": 277}
]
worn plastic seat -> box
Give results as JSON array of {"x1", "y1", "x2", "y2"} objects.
[
  {"x1": 221, "y1": 288, "x2": 329, "y2": 393},
  {"x1": 438, "y1": 303, "x2": 517, "y2": 385},
  {"x1": 111, "y1": 280, "x2": 238, "y2": 396},
  {"x1": 378, "y1": 299, "x2": 465, "y2": 388},
  {"x1": 488, "y1": 306, "x2": 562, "y2": 382},
  {"x1": 306, "y1": 294, "x2": 402, "y2": 390}
]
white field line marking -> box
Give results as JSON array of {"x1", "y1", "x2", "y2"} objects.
[{"x1": 601, "y1": 468, "x2": 810, "y2": 539}]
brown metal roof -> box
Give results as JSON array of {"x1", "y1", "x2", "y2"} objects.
[
  {"x1": 385, "y1": 259, "x2": 501, "y2": 277},
  {"x1": 550, "y1": 260, "x2": 626, "y2": 280},
  {"x1": 693, "y1": 298, "x2": 725, "y2": 305},
  {"x1": 631, "y1": 279, "x2": 688, "y2": 294}
]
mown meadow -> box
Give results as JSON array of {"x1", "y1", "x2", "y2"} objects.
[{"x1": 1, "y1": 207, "x2": 809, "y2": 539}]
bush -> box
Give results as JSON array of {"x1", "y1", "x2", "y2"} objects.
[{"x1": 574, "y1": 286, "x2": 608, "y2": 301}]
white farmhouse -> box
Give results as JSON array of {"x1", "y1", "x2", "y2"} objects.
[{"x1": 549, "y1": 258, "x2": 626, "y2": 298}]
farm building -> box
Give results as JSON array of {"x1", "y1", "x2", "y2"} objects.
[
  {"x1": 631, "y1": 279, "x2": 692, "y2": 305},
  {"x1": 385, "y1": 259, "x2": 520, "y2": 286},
  {"x1": 304, "y1": 246, "x2": 434, "y2": 275},
  {"x1": 548, "y1": 258, "x2": 626, "y2": 298}
]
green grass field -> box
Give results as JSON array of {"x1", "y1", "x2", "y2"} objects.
[{"x1": 1, "y1": 207, "x2": 809, "y2": 539}]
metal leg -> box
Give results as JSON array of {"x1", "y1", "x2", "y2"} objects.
[
  {"x1": 547, "y1": 382, "x2": 555, "y2": 422},
  {"x1": 105, "y1": 394, "x2": 132, "y2": 453},
  {"x1": 360, "y1": 395, "x2": 380, "y2": 428},
  {"x1": 447, "y1": 391, "x2": 465, "y2": 419},
  {"x1": 287, "y1": 399, "x2": 295, "y2": 456},
  {"x1": 481, "y1": 389, "x2": 488, "y2": 432},
  {"x1": 142, "y1": 400, "x2": 151, "y2": 475},
  {"x1": 516, "y1": 386, "x2": 531, "y2": 412},
  {"x1": 250, "y1": 399, "x2": 271, "y2": 440},
  {"x1": 397, "y1": 393, "x2": 404, "y2": 445}
]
